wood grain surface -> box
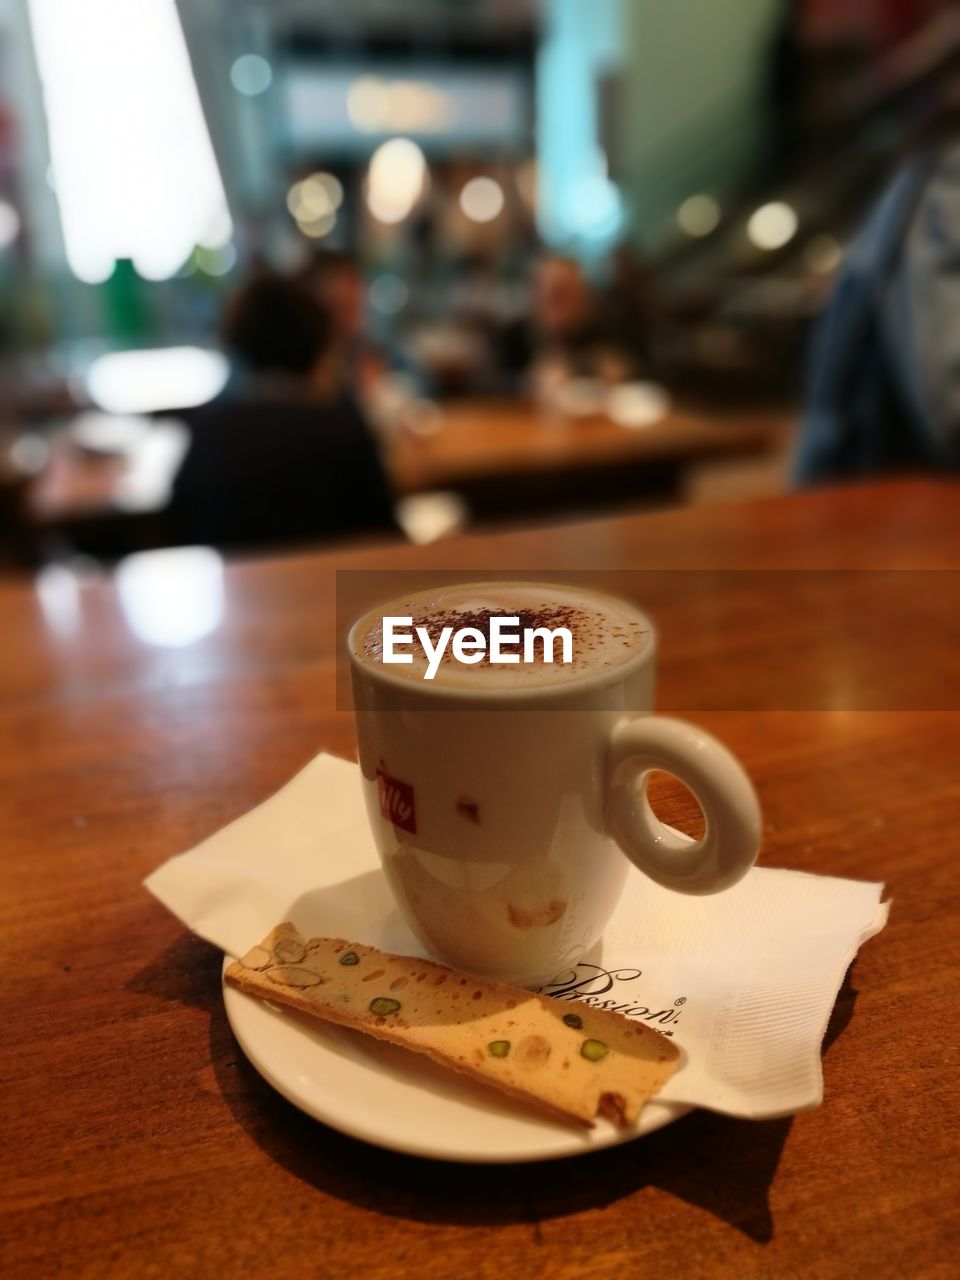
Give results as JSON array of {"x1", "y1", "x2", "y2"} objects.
[
  {"x1": 2, "y1": 479, "x2": 958, "y2": 1279},
  {"x1": 387, "y1": 398, "x2": 778, "y2": 492}
]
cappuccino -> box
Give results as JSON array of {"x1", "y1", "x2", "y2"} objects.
[
  {"x1": 348, "y1": 578, "x2": 761, "y2": 981},
  {"x1": 351, "y1": 581, "x2": 650, "y2": 690}
]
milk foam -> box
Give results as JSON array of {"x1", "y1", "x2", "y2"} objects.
[{"x1": 352, "y1": 582, "x2": 650, "y2": 689}]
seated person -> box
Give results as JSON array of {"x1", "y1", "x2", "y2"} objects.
[
  {"x1": 169, "y1": 272, "x2": 396, "y2": 550},
  {"x1": 299, "y1": 250, "x2": 387, "y2": 405},
  {"x1": 599, "y1": 244, "x2": 660, "y2": 376},
  {"x1": 795, "y1": 141, "x2": 960, "y2": 484},
  {"x1": 497, "y1": 255, "x2": 640, "y2": 398}
]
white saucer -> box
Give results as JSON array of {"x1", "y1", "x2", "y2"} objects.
[{"x1": 222, "y1": 960, "x2": 691, "y2": 1164}]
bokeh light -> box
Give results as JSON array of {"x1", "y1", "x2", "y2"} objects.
[
  {"x1": 297, "y1": 212, "x2": 336, "y2": 239},
  {"x1": 27, "y1": 0, "x2": 233, "y2": 283},
  {"x1": 230, "y1": 54, "x2": 272, "y2": 97},
  {"x1": 198, "y1": 205, "x2": 233, "y2": 250},
  {"x1": 369, "y1": 274, "x2": 410, "y2": 315},
  {"x1": 459, "y1": 177, "x2": 505, "y2": 224},
  {"x1": 287, "y1": 173, "x2": 343, "y2": 221},
  {"x1": 286, "y1": 172, "x2": 344, "y2": 239},
  {"x1": 366, "y1": 138, "x2": 427, "y2": 224},
  {"x1": 747, "y1": 201, "x2": 798, "y2": 251},
  {"x1": 677, "y1": 194, "x2": 720, "y2": 237},
  {"x1": 86, "y1": 347, "x2": 229, "y2": 414},
  {"x1": 347, "y1": 75, "x2": 452, "y2": 133},
  {"x1": 196, "y1": 243, "x2": 237, "y2": 276}
]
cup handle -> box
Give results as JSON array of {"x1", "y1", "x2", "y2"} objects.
[{"x1": 606, "y1": 715, "x2": 761, "y2": 894}]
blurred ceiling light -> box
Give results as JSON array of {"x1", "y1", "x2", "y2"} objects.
[
  {"x1": 0, "y1": 200, "x2": 21, "y2": 250},
  {"x1": 366, "y1": 138, "x2": 427, "y2": 224},
  {"x1": 347, "y1": 75, "x2": 452, "y2": 134},
  {"x1": 677, "y1": 194, "x2": 720, "y2": 238},
  {"x1": 27, "y1": 0, "x2": 232, "y2": 283},
  {"x1": 86, "y1": 347, "x2": 228, "y2": 414},
  {"x1": 403, "y1": 81, "x2": 452, "y2": 132},
  {"x1": 199, "y1": 205, "x2": 233, "y2": 250},
  {"x1": 296, "y1": 211, "x2": 336, "y2": 240},
  {"x1": 747, "y1": 201, "x2": 798, "y2": 251},
  {"x1": 116, "y1": 547, "x2": 224, "y2": 648},
  {"x1": 306, "y1": 172, "x2": 343, "y2": 211},
  {"x1": 369, "y1": 274, "x2": 409, "y2": 315},
  {"x1": 195, "y1": 243, "x2": 237, "y2": 276},
  {"x1": 460, "y1": 176, "x2": 504, "y2": 224},
  {"x1": 391, "y1": 82, "x2": 434, "y2": 131},
  {"x1": 230, "y1": 54, "x2": 272, "y2": 97},
  {"x1": 804, "y1": 234, "x2": 843, "y2": 275},
  {"x1": 348, "y1": 76, "x2": 391, "y2": 132},
  {"x1": 286, "y1": 172, "x2": 343, "y2": 225}
]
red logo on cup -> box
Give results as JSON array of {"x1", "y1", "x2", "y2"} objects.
[{"x1": 376, "y1": 769, "x2": 417, "y2": 834}]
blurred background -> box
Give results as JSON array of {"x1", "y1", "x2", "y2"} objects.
[{"x1": 2, "y1": 0, "x2": 959, "y2": 570}]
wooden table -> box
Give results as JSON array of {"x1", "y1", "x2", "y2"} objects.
[
  {"x1": 2, "y1": 480, "x2": 958, "y2": 1278},
  {"x1": 389, "y1": 399, "x2": 781, "y2": 515},
  {"x1": 25, "y1": 398, "x2": 782, "y2": 536}
]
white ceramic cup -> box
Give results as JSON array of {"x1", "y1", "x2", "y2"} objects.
[{"x1": 348, "y1": 585, "x2": 761, "y2": 985}]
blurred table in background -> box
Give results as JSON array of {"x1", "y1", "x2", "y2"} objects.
[
  {"x1": 28, "y1": 417, "x2": 190, "y2": 520},
  {"x1": 2, "y1": 479, "x2": 957, "y2": 1278},
  {"x1": 21, "y1": 398, "x2": 787, "y2": 556},
  {"x1": 390, "y1": 399, "x2": 785, "y2": 518},
  {"x1": 20, "y1": 416, "x2": 190, "y2": 562}
]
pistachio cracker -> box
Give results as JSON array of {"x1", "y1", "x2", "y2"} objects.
[{"x1": 224, "y1": 922, "x2": 682, "y2": 1128}]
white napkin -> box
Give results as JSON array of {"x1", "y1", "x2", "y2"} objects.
[{"x1": 145, "y1": 752, "x2": 888, "y2": 1121}]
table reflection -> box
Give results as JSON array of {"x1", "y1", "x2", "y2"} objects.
[{"x1": 115, "y1": 545, "x2": 224, "y2": 648}]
